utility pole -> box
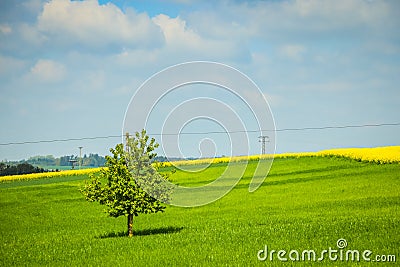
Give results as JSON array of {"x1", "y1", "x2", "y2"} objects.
[
  {"x1": 258, "y1": 136, "x2": 269, "y2": 154},
  {"x1": 78, "y1": 146, "x2": 83, "y2": 170}
]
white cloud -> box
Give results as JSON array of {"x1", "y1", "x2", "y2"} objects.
[
  {"x1": 113, "y1": 48, "x2": 160, "y2": 68},
  {"x1": 277, "y1": 0, "x2": 391, "y2": 29},
  {"x1": 153, "y1": 14, "x2": 202, "y2": 48},
  {"x1": 37, "y1": 0, "x2": 164, "y2": 49},
  {"x1": 0, "y1": 24, "x2": 12, "y2": 34},
  {"x1": 185, "y1": 8, "x2": 255, "y2": 40},
  {"x1": 21, "y1": 0, "x2": 45, "y2": 14},
  {"x1": 279, "y1": 44, "x2": 306, "y2": 61},
  {"x1": 153, "y1": 14, "x2": 250, "y2": 61},
  {"x1": 30, "y1": 59, "x2": 66, "y2": 83},
  {"x1": 185, "y1": 0, "x2": 395, "y2": 43},
  {"x1": 18, "y1": 23, "x2": 46, "y2": 46}
]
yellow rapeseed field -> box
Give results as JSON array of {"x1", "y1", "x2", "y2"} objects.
[
  {"x1": 316, "y1": 146, "x2": 400, "y2": 164},
  {"x1": 165, "y1": 146, "x2": 400, "y2": 166},
  {"x1": 2, "y1": 146, "x2": 398, "y2": 182},
  {"x1": 0, "y1": 168, "x2": 102, "y2": 182}
]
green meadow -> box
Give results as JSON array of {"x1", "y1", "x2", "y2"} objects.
[{"x1": 0, "y1": 157, "x2": 399, "y2": 266}]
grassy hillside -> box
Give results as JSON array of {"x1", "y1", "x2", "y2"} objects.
[{"x1": 0, "y1": 157, "x2": 399, "y2": 266}]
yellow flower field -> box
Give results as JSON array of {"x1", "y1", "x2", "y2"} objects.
[
  {"x1": 165, "y1": 146, "x2": 400, "y2": 166},
  {"x1": 0, "y1": 167, "x2": 102, "y2": 182},
  {"x1": 317, "y1": 146, "x2": 400, "y2": 164},
  {"x1": 1, "y1": 146, "x2": 398, "y2": 182}
]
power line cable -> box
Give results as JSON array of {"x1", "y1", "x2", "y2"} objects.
[
  {"x1": 0, "y1": 135, "x2": 122, "y2": 146},
  {"x1": 0, "y1": 122, "x2": 399, "y2": 146},
  {"x1": 273, "y1": 122, "x2": 400, "y2": 132}
]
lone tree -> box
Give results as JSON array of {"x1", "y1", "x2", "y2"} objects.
[{"x1": 81, "y1": 130, "x2": 172, "y2": 237}]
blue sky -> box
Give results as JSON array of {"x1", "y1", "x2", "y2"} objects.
[{"x1": 0, "y1": 0, "x2": 399, "y2": 160}]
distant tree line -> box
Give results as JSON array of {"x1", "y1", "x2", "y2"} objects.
[
  {"x1": 0, "y1": 162, "x2": 46, "y2": 176},
  {"x1": 2, "y1": 154, "x2": 192, "y2": 176},
  {"x1": 24, "y1": 154, "x2": 106, "y2": 167}
]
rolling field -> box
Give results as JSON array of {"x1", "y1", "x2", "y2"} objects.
[{"x1": 0, "y1": 156, "x2": 399, "y2": 266}]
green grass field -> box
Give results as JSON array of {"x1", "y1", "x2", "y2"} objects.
[{"x1": 0, "y1": 157, "x2": 399, "y2": 266}]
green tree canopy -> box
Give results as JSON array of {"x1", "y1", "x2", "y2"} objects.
[{"x1": 81, "y1": 130, "x2": 172, "y2": 237}]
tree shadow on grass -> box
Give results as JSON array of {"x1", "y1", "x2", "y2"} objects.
[{"x1": 97, "y1": 226, "x2": 184, "y2": 239}]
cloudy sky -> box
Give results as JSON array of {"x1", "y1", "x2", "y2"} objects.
[{"x1": 0, "y1": 0, "x2": 399, "y2": 160}]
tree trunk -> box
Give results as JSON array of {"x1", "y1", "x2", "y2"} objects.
[{"x1": 127, "y1": 214, "x2": 133, "y2": 237}]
